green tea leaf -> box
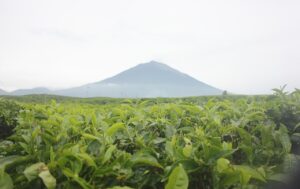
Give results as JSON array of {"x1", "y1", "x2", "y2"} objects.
[
  {"x1": 106, "y1": 122, "x2": 125, "y2": 136},
  {"x1": 233, "y1": 165, "x2": 266, "y2": 183},
  {"x1": 24, "y1": 162, "x2": 45, "y2": 181},
  {"x1": 39, "y1": 170, "x2": 56, "y2": 189},
  {"x1": 217, "y1": 158, "x2": 230, "y2": 173},
  {"x1": 102, "y1": 145, "x2": 116, "y2": 164},
  {"x1": 78, "y1": 153, "x2": 97, "y2": 167},
  {"x1": 0, "y1": 171, "x2": 13, "y2": 189},
  {"x1": 182, "y1": 145, "x2": 192, "y2": 157},
  {"x1": 131, "y1": 152, "x2": 162, "y2": 168},
  {"x1": 278, "y1": 125, "x2": 291, "y2": 153},
  {"x1": 82, "y1": 133, "x2": 101, "y2": 141},
  {"x1": 165, "y1": 164, "x2": 189, "y2": 189},
  {"x1": 24, "y1": 162, "x2": 56, "y2": 189}
]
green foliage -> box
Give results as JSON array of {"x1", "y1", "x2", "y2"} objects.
[
  {"x1": 0, "y1": 88, "x2": 299, "y2": 188},
  {"x1": 268, "y1": 86, "x2": 300, "y2": 133},
  {"x1": 0, "y1": 99, "x2": 22, "y2": 139}
]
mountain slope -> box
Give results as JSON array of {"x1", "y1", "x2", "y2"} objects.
[
  {"x1": 55, "y1": 61, "x2": 222, "y2": 97},
  {"x1": 11, "y1": 87, "x2": 51, "y2": 96},
  {"x1": 100, "y1": 61, "x2": 199, "y2": 85},
  {"x1": 0, "y1": 89, "x2": 7, "y2": 95}
]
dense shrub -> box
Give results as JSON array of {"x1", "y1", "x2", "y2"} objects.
[{"x1": 0, "y1": 99, "x2": 22, "y2": 139}]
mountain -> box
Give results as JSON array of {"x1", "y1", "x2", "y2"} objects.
[
  {"x1": 0, "y1": 89, "x2": 7, "y2": 95},
  {"x1": 11, "y1": 87, "x2": 51, "y2": 96},
  {"x1": 2, "y1": 61, "x2": 223, "y2": 98},
  {"x1": 54, "y1": 61, "x2": 223, "y2": 97}
]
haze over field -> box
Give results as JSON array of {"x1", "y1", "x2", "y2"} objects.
[{"x1": 0, "y1": 0, "x2": 300, "y2": 94}]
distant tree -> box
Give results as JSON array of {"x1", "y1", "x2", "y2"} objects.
[{"x1": 222, "y1": 90, "x2": 228, "y2": 96}]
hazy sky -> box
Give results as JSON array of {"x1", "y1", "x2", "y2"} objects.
[{"x1": 0, "y1": 0, "x2": 299, "y2": 94}]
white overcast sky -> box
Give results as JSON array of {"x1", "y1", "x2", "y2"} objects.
[{"x1": 0, "y1": 0, "x2": 299, "y2": 94}]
